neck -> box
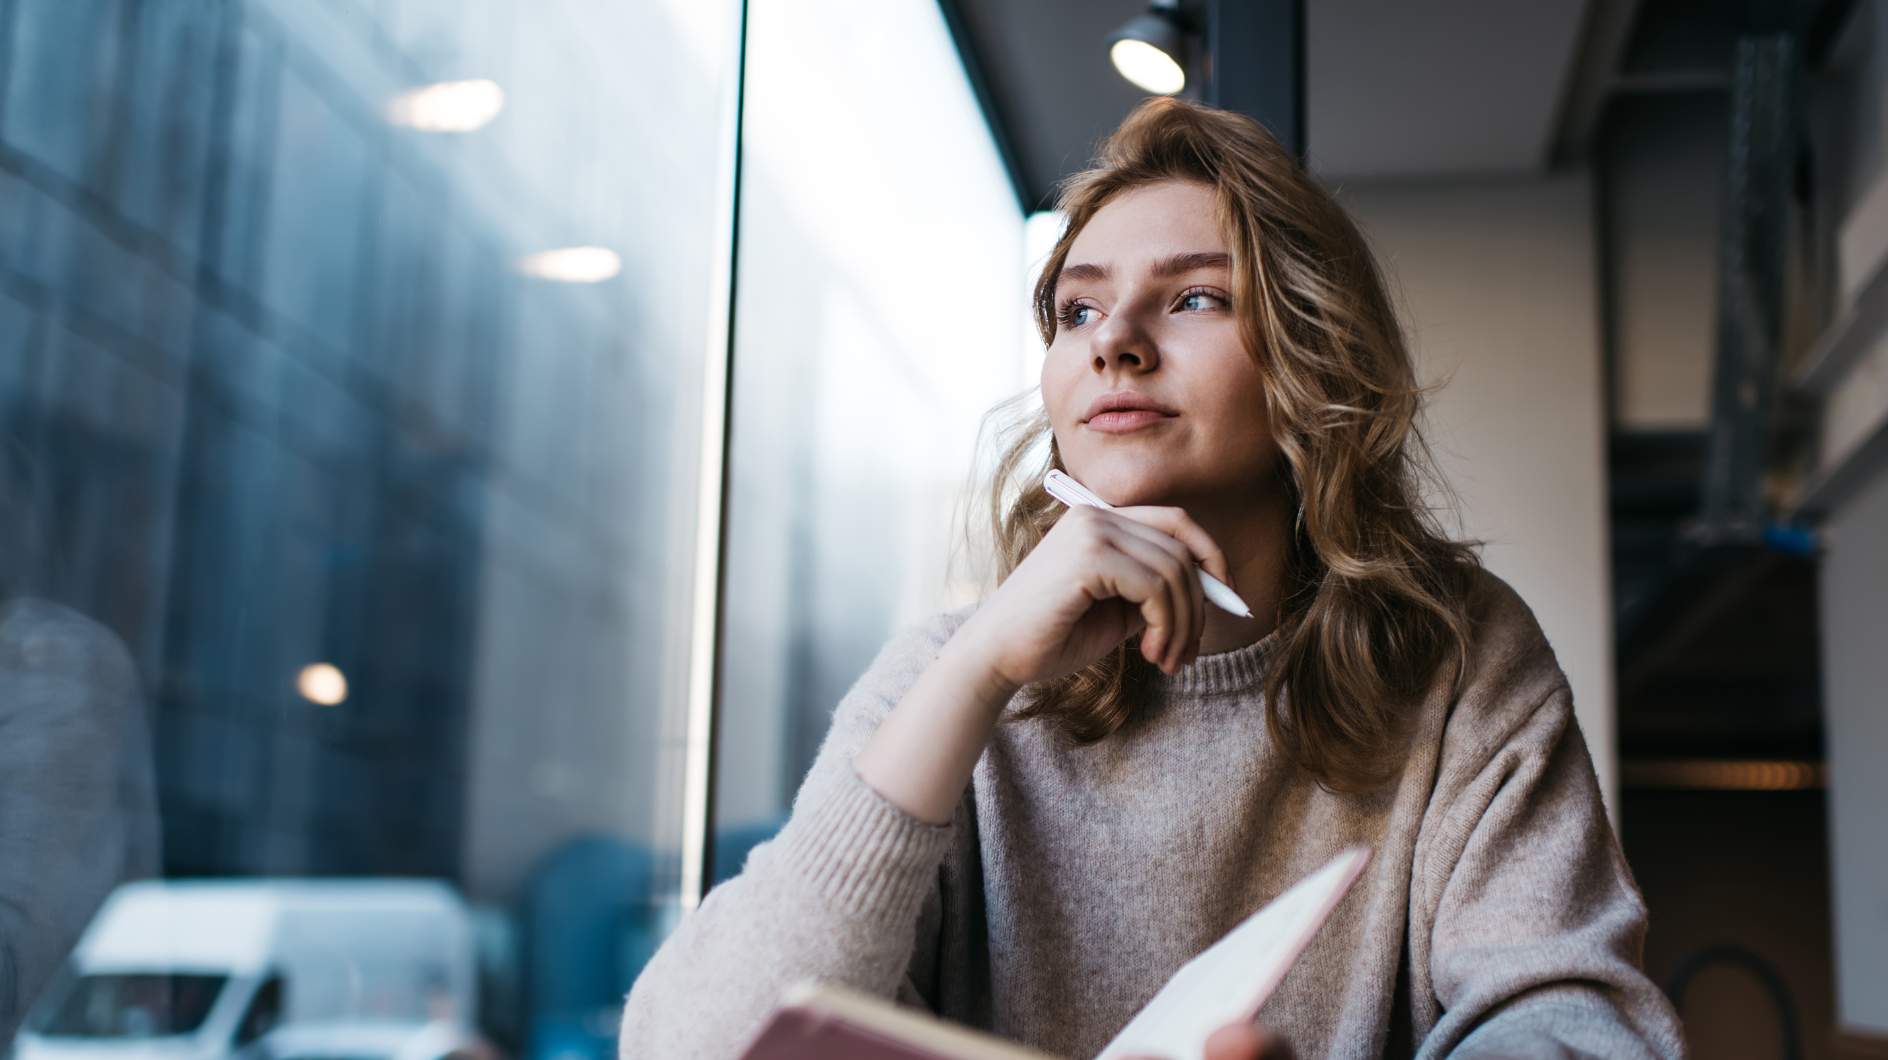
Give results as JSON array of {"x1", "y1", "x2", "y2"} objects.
[{"x1": 1187, "y1": 485, "x2": 1294, "y2": 656}]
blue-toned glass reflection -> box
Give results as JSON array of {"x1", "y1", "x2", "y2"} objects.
[{"x1": 0, "y1": 0, "x2": 739, "y2": 1056}]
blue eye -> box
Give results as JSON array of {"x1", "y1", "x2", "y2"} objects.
[
  {"x1": 1059, "y1": 302, "x2": 1098, "y2": 327},
  {"x1": 1179, "y1": 291, "x2": 1225, "y2": 312}
]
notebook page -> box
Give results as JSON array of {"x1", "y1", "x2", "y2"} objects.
[{"x1": 1094, "y1": 847, "x2": 1371, "y2": 1060}]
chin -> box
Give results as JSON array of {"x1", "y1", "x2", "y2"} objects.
[{"x1": 1070, "y1": 461, "x2": 1188, "y2": 508}]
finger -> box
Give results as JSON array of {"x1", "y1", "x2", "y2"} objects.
[
  {"x1": 1108, "y1": 505, "x2": 1236, "y2": 591},
  {"x1": 1076, "y1": 529, "x2": 1183, "y2": 670},
  {"x1": 1203, "y1": 1022, "x2": 1266, "y2": 1060},
  {"x1": 1100, "y1": 521, "x2": 1205, "y2": 667},
  {"x1": 1102, "y1": 527, "x2": 1201, "y2": 672},
  {"x1": 1107, "y1": 546, "x2": 1179, "y2": 670},
  {"x1": 1124, "y1": 534, "x2": 1193, "y2": 672},
  {"x1": 1050, "y1": 509, "x2": 1200, "y2": 671}
]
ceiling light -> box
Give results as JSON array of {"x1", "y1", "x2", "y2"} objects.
[
  {"x1": 517, "y1": 246, "x2": 623, "y2": 283},
  {"x1": 1107, "y1": 2, "x2": 1191, "y2": 96},
  {"x1": 297, "y1": 663, "x2": 348, "y2": 706},
  {"x1": 386, "y1": 79, "x2": 506, "y2": 132}
]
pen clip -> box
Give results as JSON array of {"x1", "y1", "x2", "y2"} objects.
[{"x1": 1044, "y1": 469, "x2": 1111, "y2": 511}]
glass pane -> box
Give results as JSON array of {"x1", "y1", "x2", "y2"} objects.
[
  {"x1": 712, "y1": 0, "x2": 1027, "y2": 880},
  {"x1": 0, "y1": 0, "x2": 739, "y2": 1057},
  {"x1": 36, "y1": 975, "x2": 228, "y2": 1038}
]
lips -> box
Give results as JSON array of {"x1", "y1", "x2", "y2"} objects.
[{"x1": 1083, "y1": 390, "x2": 1177, "y2": 433}]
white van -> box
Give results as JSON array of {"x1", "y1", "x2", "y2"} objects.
[{"x1": 12, "y1": 881, "x2": 494, "y2": 1060}]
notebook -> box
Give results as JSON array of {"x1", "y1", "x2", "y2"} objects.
[{"x1": 736, "y1": 846, "x2": 1370, "y2": 1060}]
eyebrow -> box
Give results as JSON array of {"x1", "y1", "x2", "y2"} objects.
[
  {"x1": 1152, "y1": 251, "x2": 1231, "y2": 277},
  {"x1": 1057, "y1": 251, "x2": 1231, "y2": 286}
]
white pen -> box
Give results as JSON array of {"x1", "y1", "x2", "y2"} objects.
[{"x1": 1043, "y1": 470, "x2": 1255, "y2": 618}]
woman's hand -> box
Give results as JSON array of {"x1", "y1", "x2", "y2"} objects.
[
  {"x1": 957, "y1": 503, "x2": 1235, "y2": 681},
  {"x1": 1127, "y1": 1023, "x2": 1293, "y2": 1060},
  {"x1": 1200, "y1": 1022, "x2": 1293, "y2": 1060},
  {"x1": 854, "y1": 503, "x2": 1231, "y2": 825}
]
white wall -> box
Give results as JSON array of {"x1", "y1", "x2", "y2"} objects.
[
  {"x1": 1343, "y1": 175, "x2": 1618, "y2": 814},
  {"x1": 1813, "y1": 4, "x2": 1888, "y2": 1036},
  {"x1": 1821, "y1": 466, "x2": 1888, "y2": 1039}
]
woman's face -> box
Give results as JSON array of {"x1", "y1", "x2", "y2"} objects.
[{"x1": 1042, "y1": 180, "x2": 1277, "y2": 515}]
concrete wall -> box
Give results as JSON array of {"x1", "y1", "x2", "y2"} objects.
[{"x1": 1344, "y1": 175, "x2": 1618, "y2": 813}]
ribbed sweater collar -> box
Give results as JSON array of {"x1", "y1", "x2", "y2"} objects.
[{"x1": 1146, "y1": 630, "x2": 1280, "y2": 698}]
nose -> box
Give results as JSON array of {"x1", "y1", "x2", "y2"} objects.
[{"x1": 1090, "y1": 302, "x2": 1160, "y2": 375}]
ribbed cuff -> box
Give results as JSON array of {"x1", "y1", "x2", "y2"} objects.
[{"x1": 772, "y1": 768, "x2": 955, "y2": 918}]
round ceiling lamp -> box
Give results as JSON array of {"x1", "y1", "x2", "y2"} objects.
[
  {"x1": 1107, "y1": 1, "x2": 1191, "y2": 95},
  {"x1": 297, "y1": 662, "x2": 349, "y2": 706},
  {"x1": 385, "y1": 79, "x2": 506, "y2": 132}
]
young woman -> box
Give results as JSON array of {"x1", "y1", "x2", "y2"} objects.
[{"x1": 623, "y1": 99, "x2": 1684, "y2": 1060}]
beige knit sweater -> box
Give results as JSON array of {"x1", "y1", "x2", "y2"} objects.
[{"x1": 622, "y1": 571, "x2": 1686, "y2": 1060}]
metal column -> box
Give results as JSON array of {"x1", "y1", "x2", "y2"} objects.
[
  {"x1": 1699, "y1": 35, "x2": 1800, "y2": 541},
  {"x1": 1205, "y1": 0, "x2": 1305, "y2": 155}
]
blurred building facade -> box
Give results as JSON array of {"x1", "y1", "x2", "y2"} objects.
[{"x1": 0, "y1": 0, "x2": 745, "y2": 888}]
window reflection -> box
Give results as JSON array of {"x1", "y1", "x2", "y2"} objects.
[
  {"x1": 711, "y1": 0, "x2": 1027, "y2": 879},
  {"x1": 36, "y1": 975, "x2": 227, "y2": 1039},
  {"x1": 385, "y1": 81, "x2": 507, "y2": 133},
  {"x1": 0, "y1": 1, "x2": 738, "y2": 1059}
]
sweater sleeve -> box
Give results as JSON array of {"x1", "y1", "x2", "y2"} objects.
[
  {"x1": 620, "y1": 612, "x2": 968, "y2": 1060},
  {"x1": 1412, "y1": 681, "x2": 1686, "y2": 1060}
]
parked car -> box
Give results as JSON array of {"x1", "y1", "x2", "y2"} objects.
[{"x1": 12, "y1": 880, "x2": 494, "y2": 1060}]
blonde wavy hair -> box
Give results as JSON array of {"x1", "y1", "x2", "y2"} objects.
[{"x1": 988, "y1": 97, "x2": 1480, "y2": 793}]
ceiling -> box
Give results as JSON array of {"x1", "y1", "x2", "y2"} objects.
[
  {"x1": 947, "y1": 0, "x2": 1600, "y2": 209},
  {"x1": 1308, "y1": 0, "x2": 1592, "y2": 178}
]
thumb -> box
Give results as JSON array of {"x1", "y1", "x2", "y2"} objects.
[{"x1": 1203, "y1": 1023, "x2": 1266, "y2": 1060}]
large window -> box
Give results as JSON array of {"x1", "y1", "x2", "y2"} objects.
[
  {"x1": 711, "y1": 0, "x2": 1027, "y2": 875},
  {"x1": 0, "y1": 0, "x2": 1022, "y2": 1057},
  {"x1": 0, "y1": 0, "x2": 741, "y2": 1055}
]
